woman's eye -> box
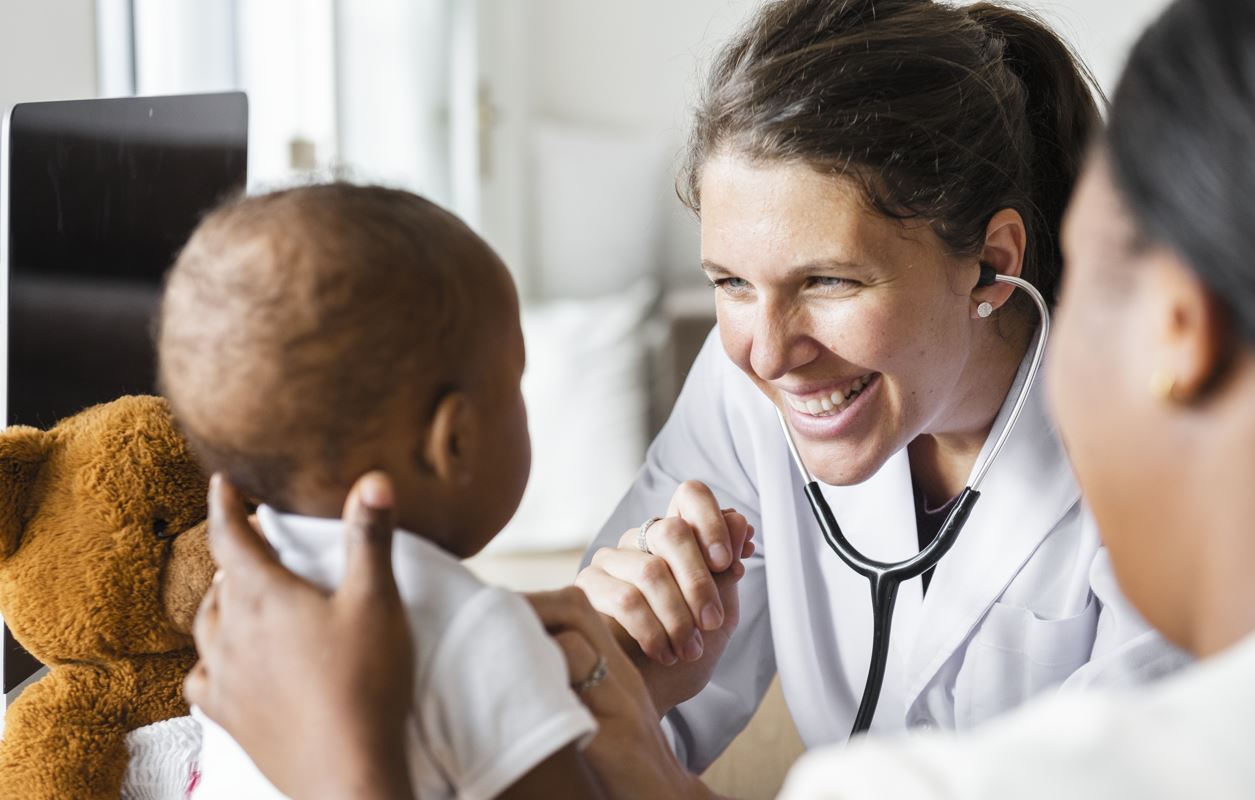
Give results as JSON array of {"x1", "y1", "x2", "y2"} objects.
[
  {"x1": 708, "y1": 277, "x2": 751, "y2": 295},
  {"x1": 808, "y1": 276, "x2": 856, "y2": 290}
]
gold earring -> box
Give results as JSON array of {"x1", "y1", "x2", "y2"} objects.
[{"x1": 1150, "y1": 370, "x2": 1178, "y2": 402}]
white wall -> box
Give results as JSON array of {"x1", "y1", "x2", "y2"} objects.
[
  {"x1": 0, "y1": 0, "x2": 98, "y2": 113},
  {"x1": 485, "y1": 0, "x2": 1172, "y2": 295}
]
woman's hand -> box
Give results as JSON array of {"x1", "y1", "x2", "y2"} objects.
[
  {"x1": 185, "y1": 472, "x2": 415, "y2": 800},
  {"x1": 528, "y1": 587, "x2": 723, "y2": 800},
  {"x1": 575, "y1": 481, "x2": 754, "y2": 715}
]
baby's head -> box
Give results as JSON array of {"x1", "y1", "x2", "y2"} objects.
[{"x1": 158, "y1": 184, "x2": 529, "y2": 557}]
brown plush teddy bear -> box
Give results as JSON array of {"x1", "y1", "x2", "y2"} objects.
[{"x1": 0, "y1": 395, "x2": 217, "y2": 799}]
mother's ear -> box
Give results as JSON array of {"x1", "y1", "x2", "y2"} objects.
[{"x1": 0, "y1": 427, "x2": 51, "y2": 560}]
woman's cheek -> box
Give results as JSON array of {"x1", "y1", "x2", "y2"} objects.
[{"x1": 716, "y1": 302, "x2": 756, "y2": 372}]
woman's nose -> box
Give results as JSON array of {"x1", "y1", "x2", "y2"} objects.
[{"x1": 748, "y1": 302, "x2": 818, "y2": 381}]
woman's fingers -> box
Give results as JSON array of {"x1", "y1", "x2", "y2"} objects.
[
  {"x1": 530, "y1": 587, "x2": 627, "y2": 666},
  {"x1": 585, "y1": 544, "x2": 705, "y2": 662},
  {"x1": 576, "y1": 561, "x2": 679, "y2": 665},
  {"x1": 339, "y1": 471, "x2": 399, "y2": 606},
  {"x1": 207, "y1": 473, "x2": 287, "y2": 584},
  {"x1": 553, "y1": 629, "x2": 601, "y2": 686},
  {"x1": 639, "y1": 517, "x2": 725, "y2": 632},
  {"x1": 666, "y1": 481, "x2": 735, "y2": 571}
]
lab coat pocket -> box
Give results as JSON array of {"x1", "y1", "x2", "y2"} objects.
[{"x1": 955, "y1": 596, "x2": 1098, "y2": 728}]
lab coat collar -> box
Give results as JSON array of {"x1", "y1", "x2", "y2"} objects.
[{"x1": 901, "y1": 344, "x2": 1080, "y2": 708}]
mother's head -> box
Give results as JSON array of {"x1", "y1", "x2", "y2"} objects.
[
  {"x1": 685, "y1": 0, "x2": 1099, "y2": 485},
  {"x1": 1052, "y1": 0, "x2": 1255, "y2": 656}
]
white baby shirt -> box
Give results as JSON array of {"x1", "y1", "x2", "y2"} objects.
[{"x1": 193, "y1": 506, "x2": 597, "y2": 800}]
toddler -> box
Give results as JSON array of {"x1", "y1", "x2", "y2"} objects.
[{"x1": 158, "y1": 185, "x2": 600, "y2": 799}]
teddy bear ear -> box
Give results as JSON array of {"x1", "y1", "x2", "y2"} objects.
[{"x1": 0, "y1": 426, "x2": 52, "y2": 560}]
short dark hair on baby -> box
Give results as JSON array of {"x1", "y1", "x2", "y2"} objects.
[{"x1": 158, "y1": 183, "x2": 504, "y2": 508}]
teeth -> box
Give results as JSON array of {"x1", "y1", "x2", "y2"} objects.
[{"x1": 784, "y1": 375, "x2": 873, "y2": 418}]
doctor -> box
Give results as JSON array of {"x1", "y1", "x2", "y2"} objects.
[{"x1": 574, "y1": 0, "x2": 1187, "y2": 769}]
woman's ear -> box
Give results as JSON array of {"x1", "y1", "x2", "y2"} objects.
[
  {"x1": 971, "y1": 208, "x2": 1028, "y2": 317},
  {"x1": 421, "y1": 392, "x2": 477, "y2": 487},
  {"x1": 1147, "y1": 250, "x2": 1232, "y2": 403}
]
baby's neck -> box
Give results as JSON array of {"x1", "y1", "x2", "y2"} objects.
[{"x1": 272, "y1": 488, "x2": 470, "y2": 559}]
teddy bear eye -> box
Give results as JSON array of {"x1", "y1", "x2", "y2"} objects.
[{"x1": 153, "y1": 518, "x2": 176, "y2": 540}]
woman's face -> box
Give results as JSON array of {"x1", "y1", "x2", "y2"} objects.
[
  {"x1": 1050, "y1": 154, "x2": 1180, "y2": 637},
  {"x1": 699, "y1": 153, "x2": 985, "y2": 485}
]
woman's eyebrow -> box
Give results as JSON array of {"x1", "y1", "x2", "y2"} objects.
[{"x1": 701, "y1": 258, "x2": 867, "y2": 277}]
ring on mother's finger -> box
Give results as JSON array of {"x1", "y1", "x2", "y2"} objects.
[
  {"x1": 573, "y1": 654, "x2": 609, "y2": 693},
  {"x1": 637, "y1": 517, "x2": 664, "y2": 555}
]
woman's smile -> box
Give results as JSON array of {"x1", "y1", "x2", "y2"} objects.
[{"x1": 779, "y1": 373, "x2": 882, "y2": 440}]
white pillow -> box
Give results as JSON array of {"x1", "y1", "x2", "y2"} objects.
[{"x1": 484, "y1": 281, "x2": 656, "y2": 555}]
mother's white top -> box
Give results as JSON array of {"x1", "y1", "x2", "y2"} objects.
[{"x1": 585, "y1": 330, "x2": 1188, "y2": 771}]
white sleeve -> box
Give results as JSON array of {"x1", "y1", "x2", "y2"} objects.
[
  {"x1": 1060, "y1": 511, "x2": 1193, "y2": 693},
  {"x1": 420, "y1": 587, "x2": 597, "y2": 800},
  {"x1": 582, "y1": 330, "x2": 777, "y2": 772}
]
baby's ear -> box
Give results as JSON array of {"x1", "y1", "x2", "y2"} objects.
[
  {"x1": 423, "y1": 392, "x2": 477, "y2": 487},
  {"x1": 0, "y1": 427, "x2": 52, "y2": 560}
]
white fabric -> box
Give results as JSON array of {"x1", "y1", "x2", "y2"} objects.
[
  {"x1": 194, "y1": 508, "x2": 596, "y2": 800},
  {"x1": 779, "y1": 632, "x2": 1255, "y2": 799},
  {"x1": 122, "y1": 715, "x2": 201, "y2": 800},
  {"x1": 584, "y1": 328, "x2": 1190, "y2": 772},
  {"x1": 486, "y1": 282, "x2": 655, "y2": 554}
]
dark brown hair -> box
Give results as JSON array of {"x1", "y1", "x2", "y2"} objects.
[
  {"x1": 1108, "y1": 0, "x2": 1255, "y2": 343},
  {"x1": 681, "y1": 0, "x2": 1102, "y2": 306},
  {"x1": 158, "y1": 184, "x2": 502, "y2": 508}
]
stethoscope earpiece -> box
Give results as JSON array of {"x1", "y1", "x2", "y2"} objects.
[{"x1": 977, "y1": 262, "x2": 999, "y2": 287}]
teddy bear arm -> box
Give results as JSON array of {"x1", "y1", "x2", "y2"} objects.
[{"x1": 0, "y1": 666, "x2": 131, "y2": 799}]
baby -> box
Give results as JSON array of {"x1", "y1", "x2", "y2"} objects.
[{"x1": 158, "y1": 185, "x2": 600, "y2": 799}]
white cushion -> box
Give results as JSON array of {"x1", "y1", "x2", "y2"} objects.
[{"x1": 484, "y1": 282, "x2": 655, "y2": 555}]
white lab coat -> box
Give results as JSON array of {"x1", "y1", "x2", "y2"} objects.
[
  {"x1": 777, "y1": 633, "x2": 1255, "y2": 799},
  {"x1": 586, "y1": 330, "x2": 1189, "y2": 771}
]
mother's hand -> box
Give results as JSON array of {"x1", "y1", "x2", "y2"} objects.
[
  {"x1": 528, "y1": 587, "x2": 720, "y2": 800},
  {"x1": 575, "y1": 481, "x2": 754, "y2": 715},
  {"x1": 185, "y1": 472, "x2": 415, "y2": 800}
]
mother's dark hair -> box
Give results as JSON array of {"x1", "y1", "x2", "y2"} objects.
[
  {"x1": 682, "y1": 0, "x2": 1101, "y2": 306},
  {"x1": 1108, "y1": 0, "x2": 1255, "y2": 342}
]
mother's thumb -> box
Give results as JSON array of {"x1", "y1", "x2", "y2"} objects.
[{"x1": 341, "y1": 471, "x2": 400, "y2": 601}]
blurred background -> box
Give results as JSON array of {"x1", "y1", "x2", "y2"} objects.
[
  {"x1": 0, "y1": 0, "x2": 1172, "y2": 793},
  {"x1": 0, "y1": 0, "x2": 1172, "y2": 559}
]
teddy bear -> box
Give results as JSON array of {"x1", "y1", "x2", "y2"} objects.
[{"x1": 0, "y1": 395, "x2": 217, "y2": 799}]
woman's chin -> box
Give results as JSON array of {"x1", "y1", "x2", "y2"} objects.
[{"x1": 806, "y1": 449, "x2": 888, "y2": 487}]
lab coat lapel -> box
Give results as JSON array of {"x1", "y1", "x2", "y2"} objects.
[{"x1": 902, "y1": 350, "x2": 1081, "y2": 708}]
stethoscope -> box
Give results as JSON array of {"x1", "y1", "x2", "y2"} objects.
[{"x1": 774, "y1": 266, "x2": 1051, "y2": 737}]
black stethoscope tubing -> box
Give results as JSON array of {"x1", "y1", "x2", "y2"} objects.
[{"x1": 776, "y1": 271, "x2": 1051, "y2": 737}]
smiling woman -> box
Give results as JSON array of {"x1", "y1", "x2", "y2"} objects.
[{"x1": 574, "y1": 0, "x2": 1189, "y2": 781}]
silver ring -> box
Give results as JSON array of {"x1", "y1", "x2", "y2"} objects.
[
  {"x1": 637, "y1": 516, "x2": 663, "y2": 554},
  {"x1": 574, "y1": 654, "x2": 608, "y2": 693}
]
